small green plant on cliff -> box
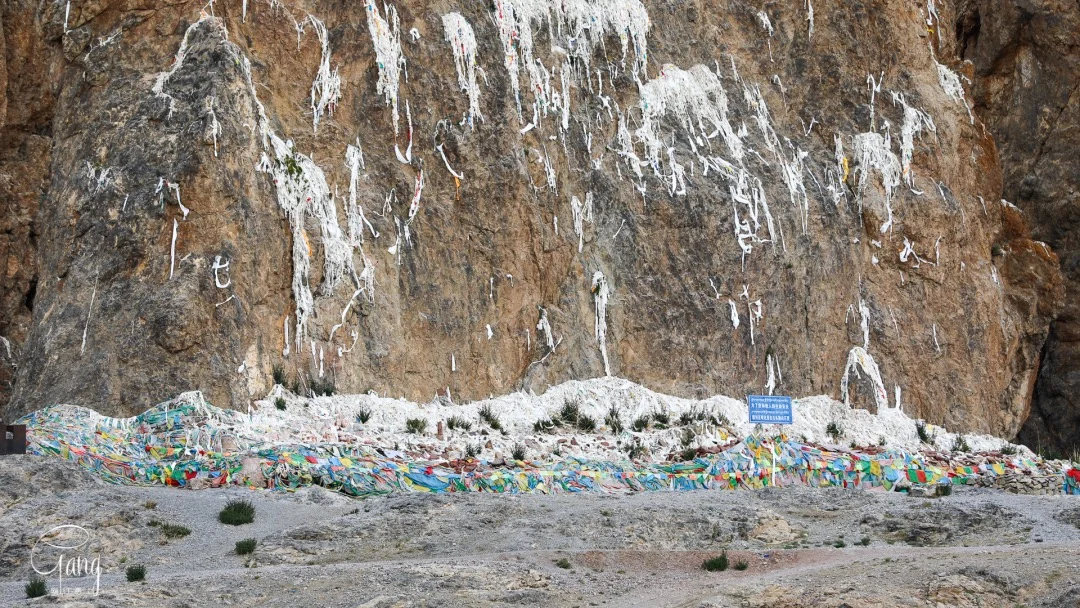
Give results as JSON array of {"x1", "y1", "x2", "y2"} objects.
[
  {"x1": 275, "y1": 397, "x2": 286, "y2": 411},
  {"x1": 405, "y1": 418, "x2": 428, "y2": 435},
  {"x1": 271, "y1": 364, "x2": 287, "y2": 386},
  {"x1": 952, "y1": 435, "x2": 970, "y2": 453}
]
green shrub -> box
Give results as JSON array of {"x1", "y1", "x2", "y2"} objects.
[
  {"x1": 219, "y1": 498, "x2": 256, "y2": 525},
  {"x1": 465, "y1": 444, "x2": 480, "y2": 459},
  {"x1": 632, "y1": 415, "x2": 650, "y2": 432},
  {"x1": 710, "y1": 412, "x2": 731, "y2": 427},
  {"x1": 511, "y1": 444, "x2": 527, "y2": 461},
  {"x1": 733, "y1": 560, "x2": 749, "y2": 571},
  {"x1": 935, "y1": 484, "x2": 953, "y2": 497},
  {"x1": 272, "y1": 364, "x2": 287, "y2": 386},
  {"x1": 235, "y1": 538, "x2": 257, "y2": 555},
  {"x1": 680, "y1": 447, "x2": 698, "y2": 462},
  {"x1": 533, "y1": 418, "x2": 556, "y2": 433},
  {"x1": 479, "y1": 405, "x2": 502, "y2": 430},
  {"x1": 679, "y1": 408, "x2": 707, "y2": 426},
  {"x1": 859, "y1": 536, "x2": 871, "y2": 546},
  {"x1": 952, "y1": 435, "x2": 970, "y2": 453},
  {"x1": 577, "y1": 414, "x2": 597, "y2": 432},
  {"x1": 405, "y1": 418, "x2": 428, "y2": 434},
  {"x1": 554, "y1": 557, "x2": 571, "y2": 569},
  {"x1": 143, "y1": 501, "x2": 157, "y2": 510},
  {"x1": 560, "y1": 399, "x2": 581, "y2": 425},
  {"x1": 652, "y1": 409, "x2": 670, "y2": 426},
  {"x1": 25, "y1": 577, "x2": 47, "y2": 598},
  {"x1": 833, "y1": 540, "x2": 846, "y2": 548},
  {"x1": 681, "y1": 428, "x2": 695, "y2": 448},
  {"x1": 916, "y1": 422, "x2": 931, "y2": 444},
  {"x1": 446, "y1": 415, "x2": 471, "y2": 431},
  {"x1": 1001, "y1": 444, "x2": 1018, "y2": 455},
  {"x1": 356, "y1": 406, "x2": 372, "y2": 424},
  {"x1": 702, "y1": 551, "x2": 729, "y2": 572},
  {"x1": 826, "y1": 421, "x2": 843, "y2": 441},
  {"x1": 625, "y1": 441, "x2": 645, "y2": 460},
  {"x1": 126, "y1": 564, "x2": 146, "y2": 582},
  {"x1": 160, "y1": 523, "x2": 191, "y2": 539},
  {"x1": 605, "y1": 406, "x2": 623, "y2": 433},
  {"x1": 275, "y1": 397, "x2": 286, "y2": 411}
]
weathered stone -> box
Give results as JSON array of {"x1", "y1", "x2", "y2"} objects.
[{"x1": 0, "y1": 0, "x2": 1064, "y2": 445}]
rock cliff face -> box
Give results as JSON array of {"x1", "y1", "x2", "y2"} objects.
[
  {"x1": 0, "y1": 0, "x2": 1064, "y2": 440},
  {"x1": 953, "y1": 0, "x2": 1080, "y2": 452}
]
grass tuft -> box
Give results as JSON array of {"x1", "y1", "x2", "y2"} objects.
[
  {"x1": 405, "y1": 418, "x2": 428, "y2": 435},
  {"x1": 632, "y1": 414, "x2": 651, "y2": 432},
  {"x1": 275, "y1": 397, "x2": 286, "y2": 411},
  {"x1": 25, "y1": 577, "x2": 47, "y2": 598},
  {"x1": 559, "y1": 399, "x2": 581, "y2": 425},
  {"x1": 478, "y1": 404, "x2": 502, "y2": 431},
  {"x1": 446, "y1": 415, "x2": 471, "y2": 431},
  {"x1": 576, "y1": 414, "x2": 597, "y2": 433},
  {"x1": 605, "y1": 406, "x2": 623, "y2": 433},
  {"x1": 219, "y1": 498, "x2": 256, "y2": 526},
  {"x1": 356, "y1": 406, "x2": 372, "y2": 424},
  {"x1": 702, "y1": 551, "x2": 729, "y2": 572},
  {"x1": 160, "y1": 523, "x2": 191, "y2": 539},
  {"x1": 826, "y1": 421, "x2": 843, "y2": 441},
  {"x1": 272, "y1": 364, "x2": 287, "y2": 386},
  {"x1": 733, "y1": 560, "x2": 749, "y2": 571},
  {"x1": 554, "y1": 557, "x2": 571, "y2": 569},
  {"x1": 511, "y1": 444, "x2": 527, "y2": 462},
  {"x1": 235, "y1": 538, "x2": 257, "y2": 555},
  {"x1": 125, "y1": 564, "x2": 146, "y2": 582}
]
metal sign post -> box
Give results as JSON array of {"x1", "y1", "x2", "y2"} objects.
[{"x1": 747, "y1": 395, "x2": 793, "y2": 487}]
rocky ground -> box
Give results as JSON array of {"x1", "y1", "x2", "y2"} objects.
[{"x1": 1, "y1": 455, "x2": 1078, "y2": 607}]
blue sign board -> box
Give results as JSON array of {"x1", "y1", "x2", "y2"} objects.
[{"x1": 747, "y1": 395, "x2": 793, "y2": 425}]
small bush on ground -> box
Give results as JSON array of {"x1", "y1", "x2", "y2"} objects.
[
  {"x1": 554, "y1": 558, "x2": 571, "y2": 569},
  {"x1": 272, "y1": 365, "x2": 286, "y2": 386},
  {"x1": 702, "y1": 551, "x2": 729, "y2": 572},
  {"x1": 405, "y1": 418, "x2": 428, "y2": 434},
  {"x1": 479, "y1": 405, "x2": 502, "y2": 430},
  {"x1": 533, "y1": 418, "x2": 556, "y2": 433},
  {"x1": 632, "y1": 415, "x2": 650, "y2": 432},
  {"x1": 826, "y1": 421, "x2": 843, "y2": 441},
  {"x1": 465, "y1": 444, "x2": 480, "y2": 458},
  {"x1": 952, "y1": 435, "x2": 970, "y2": 453},
  {"x1": 25, "y1": 577, "x2": 47, "y2": 598},
  {"x1": 219, "y1": 499, "x2": 256, "y2": 525},
  {"x1": 446, "y1": 415, "x2": 471, "y2": 431},
  {"x1": 576, "y1": 414, "x2": 597, "y2": 432},
  {"x1": 511, "y1": 444, "x2": 526, "y2": 461},
  {"x1": 652, "y1": 409, "x2": 670, "y2": 426},
  {"x1": 356, "y1": 407, "x2": 372, "y2": 424},
  {"x1": 935, "y1": 484, "x2": 953, "y2": 497},
  {"x1": 275, "y1": 397, "x2": 286, "y2": 411},
  {"x1": 143, "y1": 501, "x2": 157, "y2": 510},
  {"x1": 916, "y1": 422, "x2": 931, "y2": 444},
  {"x1": 605, "y1": 406, "x2": 623, "y2": 433},
  {"x1": 126, "y1": 565, "x2": 146, "y2": 582},
  {"x1": 235, "y1": 538, "x2": 257, "y2": 555},
  {"x1": 160, "y1": 523, "x2": 190, "y2": 539},
  {"x1": 734, "y1": 560, "x2": 749, "y2": 571},
  {"x1": 559, "y1": 399, "x2": 581, "y2": 425}
]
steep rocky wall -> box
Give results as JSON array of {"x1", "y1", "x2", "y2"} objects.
[
  {"x1": 0, "y1": 0, "x2": 1062, "y2": 441},
  {"x1": 952, "y1": 0, "x2": 1079, "y2": 452}
]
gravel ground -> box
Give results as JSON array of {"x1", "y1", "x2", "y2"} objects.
[{"x1": 1, "y1": 455, "x2": 1078, "y2": 607}]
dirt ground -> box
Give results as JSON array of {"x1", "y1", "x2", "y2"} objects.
[{"x1": 1, "y1": 455, "x2": 1078, "y2": 607}]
